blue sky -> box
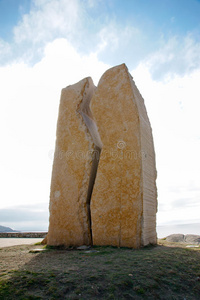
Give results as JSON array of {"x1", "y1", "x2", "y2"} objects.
[
  {"x1": 0, "y1": 0, "x2": 200, "y2": 234},
  {"x1": 0, "y1": 0, "x2": 28, "y2": 40}
]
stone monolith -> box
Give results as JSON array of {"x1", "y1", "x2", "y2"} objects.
[
  {"x1": 47, "y1": 77, "x2": 102, "y2": 246},
  {"x1": 46, "y1": 64, "x2": 157, "y2": 248},
  {"x1": 90, "y1": 64, "x2": 157, "y2": 247}
]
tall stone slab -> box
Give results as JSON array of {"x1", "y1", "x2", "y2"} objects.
[
  {"x1": 90, "y1": 64, "x2": 157, "y2": 248},
  {"x1": 47, "y1": 77, "x2": 98, "y2": 246},
  {"x1": 46, "y1": 64, "x2": 157, "y2": 248}
]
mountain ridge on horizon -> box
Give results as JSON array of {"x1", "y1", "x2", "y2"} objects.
[{"x1": 0, "y1": 225, "x2": 18, "y2": 232}]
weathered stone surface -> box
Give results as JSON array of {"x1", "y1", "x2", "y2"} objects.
[
  {"x1": 166, "y1": 234, "x2": 200, "y2": 244},
  {"x1": 47, "y1": 77, "x2": 97, "y2": 246},
  {"x1": 46, "y1": 64, "x2": 157, "y2": 248},
  {"x1": 90, "y1": 64, "x2": 157, "y2": 248},
  {"x1": 185, "y1": 234, "x2": 200, "y2": 244},
  {"x1": 166, "y1": 234, "x2": 185, "y2": 243}
]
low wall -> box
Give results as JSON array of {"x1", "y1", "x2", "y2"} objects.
[{"x1": 0, "y1": 232, "x2": 47, "y2": 238}]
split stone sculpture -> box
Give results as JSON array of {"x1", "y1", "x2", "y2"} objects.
[{"x1": 46, "y1": 64, "x2": 157, "y2": 248}]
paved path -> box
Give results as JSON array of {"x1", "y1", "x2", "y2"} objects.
[{"x1": 0, "y1": 238, "x2": 43, "y2": 248}]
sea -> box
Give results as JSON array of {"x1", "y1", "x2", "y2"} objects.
[
  {"x1": 157, "y1": 223, "x2": 200, "y2": 238},
  {"x1": 7, "y1": 224, "x2": 200, "y2": 239}
]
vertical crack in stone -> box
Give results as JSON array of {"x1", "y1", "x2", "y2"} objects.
[
  {"x1": 47, "y1": 64, "x2": 157, "y2": 249},
  {"x1": 77, "y1": 80, "x2": 102, "y2": 245},
  {"x1": 85, "y1": 145, "x2": 101, "y2": 245}
]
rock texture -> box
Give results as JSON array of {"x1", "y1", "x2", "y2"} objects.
[
  {"x1": 185, "y1": 234, "x2": 200, "y2": 244},
  {"x1": 47, "y1": 77, "x2": 99, "y2": 246},
  {"x1": 165, "y1": 234, "x2": 185, "y2": 243},
  {"x1": 91, "y1": 64, "x2": 157, "y2": 248},
  {"x1": 166, "y1": 234, "x2": 200, "y2": 244},
  {"x1": 46, "y1": 64, "x2": 157, "y2": 248}
]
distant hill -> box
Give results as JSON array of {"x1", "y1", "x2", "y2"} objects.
[{"x1": 0, "y1": 225, "x2": 18, "y2": 232}]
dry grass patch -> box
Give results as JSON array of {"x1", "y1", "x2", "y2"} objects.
[{"x1": 0, "y1": 241, "x2": 200, "y2": 299}]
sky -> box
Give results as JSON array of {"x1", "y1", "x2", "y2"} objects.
[{"x1": 0, "y1": 0, "x2": 200, "y2": 234}]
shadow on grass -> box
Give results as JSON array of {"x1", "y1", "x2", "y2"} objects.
[{"x1": 0, "y1": 243, "x2": 200, "y2": 299}]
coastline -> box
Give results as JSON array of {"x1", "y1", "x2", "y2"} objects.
[
  {"x1": 1, "y1": 223, "x2": 199, "y2": 240},
  {"x1": 157, "y1": 223, "x2": 200, "y2": 238}
]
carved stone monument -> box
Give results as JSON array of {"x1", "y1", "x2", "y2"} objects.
[{"x1": 46, "y1": 64, "x2": 157, "y2": 248}]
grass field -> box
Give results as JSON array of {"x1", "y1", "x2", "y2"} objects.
[{"x1": 0, "y1": 240, "x2": 200, "y2": 299}]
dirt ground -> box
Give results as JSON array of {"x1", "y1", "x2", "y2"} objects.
[
  {"x1": 0, "y1": 238, "x2": 43, "y2": 248},
  {"x1": 0, "y1": 241, "x2": 200, "y2": 299}
]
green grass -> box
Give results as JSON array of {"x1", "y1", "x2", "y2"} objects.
[{"x1": 0, "y1": 243, "x2": 200, "y2": 299}]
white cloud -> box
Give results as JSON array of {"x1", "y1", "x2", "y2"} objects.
[
  {"x1": 1, "y1": 35, "x2": 200, "y2": 228},
  {"x1": 4, "y1": 0, "x2": 142, "y2": 67},
  {"x1": 85, "y1": 0, "x2": 99, "y2": 8},
  {"x1": 96, "y1": 23, "x2": 140, "y2": 55},
  {"x1": 132, "y1": 63, "x2": 200, "y2": 226},
  {"x1": 0, "y1": 203, "x2": 49, "y2": 231},
  {"x1": 94, "y1": 21, "x2": 143, "y2": 69},
  {"x1": 1, "y1": 0, "x2": 200, "y2": 230},
  {"x1": 0, "y1": 38, "x2": 109, "y2": 215},
  {"x1": 0, "y1": 0, "x2": 82, "y2": 65},
  {"x1": 145, "y1": 34, "x2": 200, "y2": 79},
  {"x1": 14, "y1": 0, "x2": 80, "y2": 44},
  {"x1": 0, "y1": 39, "x2": 11, "y2": 63},
  {"x1": 41, "y1": 39, "x2": 110, "y2": 85}
]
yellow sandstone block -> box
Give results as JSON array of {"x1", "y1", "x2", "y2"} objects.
[
  {"x1": 47, "y1": 77, "x2": 97, "y2": 246},
  {"x1": 46, "y1": 64, "x2": 157, "y2": 248},
  {"x1": 91, "y1": 64, "x2": 157, "y2": 248}
]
